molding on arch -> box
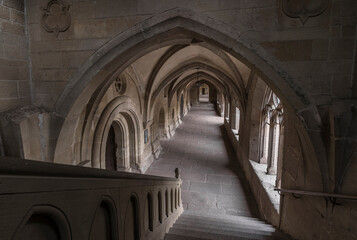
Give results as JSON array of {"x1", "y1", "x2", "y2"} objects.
[{"x1": 90, "y1": 96, "x2": 142, "y2": 169}]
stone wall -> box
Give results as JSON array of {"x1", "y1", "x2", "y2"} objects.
[
  {"x1": 0, "y1": 1, "x2": 356, "y2": 239},
  {"x1": 225, "y1": 75, "x2": 357, "y2": 240},
  {"x1": 0, "y1": 0, "x2": 30, "y2": 111},
  {"x1": 24, "y1": 0, "x2": 357, "y2": 112}
]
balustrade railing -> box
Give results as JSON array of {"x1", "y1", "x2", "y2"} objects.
[{"x1": 0, "y1": 157, "x2": 182, "y2": 240}]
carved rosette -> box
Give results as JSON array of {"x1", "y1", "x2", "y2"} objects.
[
  {"x1": 281, "y1": 0, "x2": 329, "y2": 24},
  {"x1": 41, "y1": 0, "x2": 71, "y2": 37}
]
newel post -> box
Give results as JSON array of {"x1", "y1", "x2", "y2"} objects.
[{"x1": 175, "y1": 168, "x2": 180, "y2": 179}]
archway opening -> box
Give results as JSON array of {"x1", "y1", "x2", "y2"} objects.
[{"x1": 199, "y1": 83, "x2": 209, "y2": 103}]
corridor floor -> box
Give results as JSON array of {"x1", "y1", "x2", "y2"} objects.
[{"x1": 146, "y1": 102, "x2": 259, "y2": 217}]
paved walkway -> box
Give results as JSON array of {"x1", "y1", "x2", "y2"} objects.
[{"x1": 145, "y1": 102, "x2": 259, "y2": 217}]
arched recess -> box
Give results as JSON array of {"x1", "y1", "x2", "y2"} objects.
[
  {"x1": 12, "y1": 205, "x2": 71, "y2": 240},
  {"x1": 51, "y1": 8, "x2": 324, "y2": 183},
  {"x1": 165, "y1": 189, "x2": 169, "y2": 217},
  {"x1": 144, "y1": 192, "x2": 154, "y2": 232},
  {"x1": 157, "y1": 191, "x2": 163, "y2": 223},
  {"x1": 83, "y1": 96, "x2": 141, "y2": 169},
  {"x1": 170, "y1": 189, "x2": 174, "y2": 213},
  {"x1": 89, "y1": 196, "x2": 119, "y2": 240},
  {"x1": 125, "y1": 194, "x2": 140, "y2": 240}
]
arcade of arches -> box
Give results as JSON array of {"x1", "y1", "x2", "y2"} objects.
[{"x1": 0, "y1": 1, "x2": 356, "y2": 240}]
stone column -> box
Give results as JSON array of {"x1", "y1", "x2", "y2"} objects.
[
  {"x1": 267, "y1": 110, "x2": 282, "y2": 175},
  {"x1": 260, "y1": 105, "x2": 272, "y2": 164},
  {"x1": 230, "y1": 102, "x2": 236, "y2": 129},
  {"x1": 275, "y1": 116, "x2": 284, "y2": 187},
  {"x1": 220, "y1": 94, "x2": 225, "y2": 116}
]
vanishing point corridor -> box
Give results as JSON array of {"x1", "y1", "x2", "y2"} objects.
[{"x1": 146, "y1": 100, "x2": 259, "y2": 218}]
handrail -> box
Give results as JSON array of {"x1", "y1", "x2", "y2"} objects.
[
  {"x1": 274, "y1": 188, "x2": 357, "y2": 200},
  {"x1": 0, "y1": 157, "x2": 178, "y2": 181}
]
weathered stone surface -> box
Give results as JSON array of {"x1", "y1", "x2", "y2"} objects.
[
  {"x1": 0, "y1": 80, "x2": 18, "y2": 98},
  {"x1": 1, "y1": 21, "x2": 24, "y2": 35},
  {"x1": 0, "y1": 5, "x2": 10, "y2": 20},
  {"x1": 3, "y1": 0, "x2": 24, "y2": 12},
  {"x1": 0, "y1": 1, "x2": 356, "y2": 240}
]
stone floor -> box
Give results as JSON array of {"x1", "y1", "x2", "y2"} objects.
[{"x1": 146, "y1": 101, "x2": 259, "y2": 217}]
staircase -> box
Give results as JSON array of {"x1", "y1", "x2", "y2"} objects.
[{"x1": 164, "y1": 210, "x2": 293, "y2": 240}]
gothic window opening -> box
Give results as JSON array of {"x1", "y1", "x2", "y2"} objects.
[{"x1": 259, "y1": 90, "x2": 284, "y2": 183}]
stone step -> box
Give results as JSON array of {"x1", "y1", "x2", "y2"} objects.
[
  {"x1": 179, "y1": 214, "x2": 275, "y2": 230},
  {"x1": 174, "y1": 221, "x2": 278, "y2": 236},
  {"x1": 182, "y1": 210, "x2": 266, "y2": 224},
  {"x1": 164, "y1": 233, "x2": 205, "y2": 240},
  {"x1": 165, "y1": 227, "x2": 287, "y2": 240},
  {"x1": 172, "y1": 223, "x2": 287, "y2": 240},
  {"x1": 164, "y1": 210, "x2": 294, "y2": 240}
]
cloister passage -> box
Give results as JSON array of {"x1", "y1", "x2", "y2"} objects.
[{"x1": 146, "y1": 102, "x2": 259, "y2": 217}]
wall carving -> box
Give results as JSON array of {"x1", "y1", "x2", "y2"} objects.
[
  {"x1": 281, "y1": 0, "x2": 329, "y2": 24},
  {"x1": 114, "y1": 76, "x2": 126, "y2": 95},
  {"x1": 41, "y1": 0, "x2": 71, "y2": 37}
]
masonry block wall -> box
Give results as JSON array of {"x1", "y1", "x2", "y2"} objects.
[
  {"x1": 0, "y1": 1, "x2": 356, "y2": 239},
  {"x1": 0, "y1": 0, "x2": 30, "y2": 111}
]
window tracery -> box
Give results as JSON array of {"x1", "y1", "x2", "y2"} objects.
[{"x1": 259, "y1": 90, "x2": 284, "y2": 178}]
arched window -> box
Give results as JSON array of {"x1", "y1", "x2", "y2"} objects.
[
  {"x1": 259, "y1": 91, "x2": 284, "y2": 179},
  {"x1": 158, "y1": 191, "x2": 163, "y2": 223},
  {"x1": 235, "y1": 107, "x2": 240, "y2": 132},
  {"x1": 226, "y1": 101, "x2": 230, "y2": 121}
]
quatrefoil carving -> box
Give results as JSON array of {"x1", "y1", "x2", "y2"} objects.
[
  {"x1": 281, "y1": 0, "x2": 329, "y2": 24},
  {"x1": 41, "y1": 0, "x2": 71, "y2": 37}
]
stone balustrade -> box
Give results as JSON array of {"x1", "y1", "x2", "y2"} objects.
[{"x1": 0, "y1": 157, "x2": 182, "y2": 240}]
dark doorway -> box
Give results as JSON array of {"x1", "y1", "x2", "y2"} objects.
[
  {"x1": 202, "y1": 88, "x2": 205, "y2": 95},
  {"x1": 105, "y1": 125, "x2": 117, "y2": 170}
]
